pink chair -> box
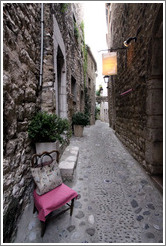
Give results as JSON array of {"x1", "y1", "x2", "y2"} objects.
[{"x1": 31, "y1": 150, "x2": 78, "y2": 237}]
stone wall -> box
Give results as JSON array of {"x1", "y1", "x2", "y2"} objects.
[
  {"x1": 106, "y1": 3, "x2": 163, "y2": 174},
  {"x1": 86, "y1": 46, "x2": 97, "y2": 125},
  {"x1": 40, "y1": 4, "x2": 55, "y2": 113},
  {"x1": 3, "y1": 3, "x2": 41, "y2": 242},
  {"x1": 3, "y1": 3, "x2": 91, "y2": 242}
]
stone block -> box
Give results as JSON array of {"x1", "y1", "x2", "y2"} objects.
[
  {"x1": 12, "y1": 87, "x2": 25, "y2": 104},
  {"x1": 3, "y1": 159, "x2": 10, "y2": 175},
  {"x1": 65, "y1": 155, "x2": 77, "y2": 163},
  {"x1": 59, "y1": 161, "x2": 75, "y2": 178},
  {"x1": 3, "y1": 174, "x2": 14, "y2": 191},
  {"x1": 25, "y1": 88, "x2": 36, "y2": 102},
  {"x1": 42, "y1": 71, "x2": 54, "y2": 82},
  {"x1": 16, "y1": 105, "x2": 24, "y2": 121},
  {"x1": 3, "y1": 73, "x2": 11, "y2": 90},
  {"x1": 42, "y1": 81, "x2": 54, "y2": 87},
  {"x1": 24, "y1": 103, "x2": 36, "y2": 119},
  {"x1": 4, "y1": 93, "x2": 16, "y2": 120},
  {"x1": 12, "y1": 184, "x2": 20, "y2": 197},
  {"x1": 60, "y1": 146, "x2": 79, "y2": 161},
  {"x1": 17, "y1": 122, "x2": 28, "y2": 132},
  {"x1": 59, "y1": 146, "x2": 79, "y2": 180},
  {"x1": 19, "y1": 49, "x2": 35, "y2": 70},
  {"x1": 6, "y1": 139, "x2": 18, "y2": 156},
  {"x1": 41, "y1": 89, "x2": 53, "y2": 103},
  {"x1": 70, "y1": 147, "x2": 79, "y2": 156}
]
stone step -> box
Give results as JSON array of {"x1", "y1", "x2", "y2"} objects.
[{"x1": 59, "y1": 146, "x2": 79, "y2": 180}]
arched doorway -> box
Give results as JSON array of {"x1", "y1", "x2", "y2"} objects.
[{"x1": 53, "y1": 16, "x2": 67, "y2": 118}]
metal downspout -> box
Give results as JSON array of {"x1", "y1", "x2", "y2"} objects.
[{"x1": 39, "y1": 3, "x2": 44, "y2": 89}]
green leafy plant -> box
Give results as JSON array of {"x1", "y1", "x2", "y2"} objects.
[
  {"x1": 72, "y1": 112, "x2": 89, "y2": 126},
  {"x1": 96, "y1": 85, "x2": 103, "y2": 96},
  {"x1": 56, "y1": 117, "x2": 72, "y2": 140},
  {"x1": 28, "y1": 111, "x2": 71, "y2": 143},
  {"x1": 74, "y1": 22, "x2": 80, "y2": 40},
  {"x1": 95, "y1": 106, "x2": 100, "y2": 120},
  {"x1": 96, "y1": 90, "x2": 100, "y2": 96},
  {"x1": 60, "y1": 3, "x2": 69, "y2": 13},
  {"x1": 83, "y1": 45, "x2": 87, "y2": 85},
  {"x1": 79, "y1": 21, "x2": 87, "y2": 86},
  {"x1": 80, "y1": 21, "x2": 84, "y2": 34}
]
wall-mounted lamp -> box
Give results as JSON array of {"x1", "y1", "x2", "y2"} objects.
[
  {"x1": 123, "y1": 37, "x2": 137, "y2": 47},
  {"x1": 103, "y1": 75, "x2": 109, "y2": 83},
  {"x1": 123, "y1": 26, "x2": 141, "y2": 47},
  {"x1": 101, "y1": 27, "x2": 141, "y2": 82}
]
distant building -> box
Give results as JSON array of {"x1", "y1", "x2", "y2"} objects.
[
  {"x1": 105, "y1": 3, "x2": 163, "y2": 175},
  {"x1": 100, "y1": 101, "x2": 109, "y2": 123}
]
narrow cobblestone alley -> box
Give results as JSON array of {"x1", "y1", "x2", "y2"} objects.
[{"x1": 14, "y1": 120, "x2": 163, "y2": 244}]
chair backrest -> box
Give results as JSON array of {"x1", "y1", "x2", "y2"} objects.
[
  {"x1": 31, "y1": 150, "x2": 60, "y2": 168},
  {"x1": 31, "y1": 150, "x2": 60, "y2": 190}
]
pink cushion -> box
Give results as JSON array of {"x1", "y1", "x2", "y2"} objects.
[{"x1": 33, "y1": 183, "x2": 78, "y2": 221}]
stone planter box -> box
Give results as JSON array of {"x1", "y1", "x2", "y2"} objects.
[
  {"x1": 73, "y1": 125, "x2": 84, "y2": 137},
  {"x1": 35, "y1": 141, "x2": 60, "y2": 161}
]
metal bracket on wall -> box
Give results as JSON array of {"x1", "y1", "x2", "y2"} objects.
[{"x1": 120, "y1": 88, "x2": 133, "y2": 96}]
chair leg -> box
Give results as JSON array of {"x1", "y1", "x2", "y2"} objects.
[
  {"x1": 70, "y1": 198, "x2": 75, "y2": 216},
  {"x1": 41, "y1": 221, "x2": 46, "y2": 237},
  {"x1": 33, "y1": 204, "x2": 37, "y2": 214}
]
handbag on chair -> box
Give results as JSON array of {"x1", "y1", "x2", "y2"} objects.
[{"x1": 31, "y1": 150, "x2": 78, "y2": 237}]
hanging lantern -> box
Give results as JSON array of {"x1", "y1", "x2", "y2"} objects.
[{"x1": 102, "y1": 52, "x2": 117, "y2": 75}]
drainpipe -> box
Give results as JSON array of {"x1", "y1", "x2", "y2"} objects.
[{"x1": 39, "y1": 3, "x2": 44, "y2": 89}]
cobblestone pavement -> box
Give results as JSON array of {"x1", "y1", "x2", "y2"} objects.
[{"x1": 14, "y1": 120, "x2": 163, "y2": 244}]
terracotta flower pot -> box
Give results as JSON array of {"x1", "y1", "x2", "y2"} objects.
[{"x1": 73, "y1": 125, "x2": 84, "y2": 137}]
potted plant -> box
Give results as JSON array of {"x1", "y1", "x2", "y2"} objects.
[
  {"x1": 72, "y1": 112, "x2": 89, "y2": 137},
  {"x1": 28, "y1": 111, "x2": 71, "y2": 156}
]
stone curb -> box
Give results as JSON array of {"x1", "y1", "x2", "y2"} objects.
[{"x1": 59, "y1": 146, "x2": 79, "y2": 180}]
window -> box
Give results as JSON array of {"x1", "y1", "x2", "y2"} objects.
[
  {"x1": 71, "y1": 76, "x2": 77, "y2": 102},
  {"x1": 88, "y1": 78, "x2": 91, "y2": 88}
]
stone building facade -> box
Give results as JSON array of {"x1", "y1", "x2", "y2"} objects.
[
  {"x1": 3, "y1": 3, "x2": 96, "y2": 242},
  {"x1": 46, "y1": 3, "x2": 85, "y2": 121},
  {"x1": 86, "y1": 45, "x2": 97, "y2": 125},
  {"x1": 100, "y1": 101, "x2": 109, "y2": 123},
  {"x1": 105, "y1": 3, "x2": 163, "y2": 175}
]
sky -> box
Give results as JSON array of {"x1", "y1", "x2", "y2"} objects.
[{"x1": 82, "y1": 2, "x2": 108, "y2": 95}]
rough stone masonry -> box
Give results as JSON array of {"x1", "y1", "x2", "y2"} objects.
[
  {"x1": 3, "y1": 3, "x2": 97, "y2": 242},
  {"x1": 106, "y1": 3, "x2": 163, "y2": 175},
  {"x1": 3, "y1": 3, "x2": 41, "y2": 242}
]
